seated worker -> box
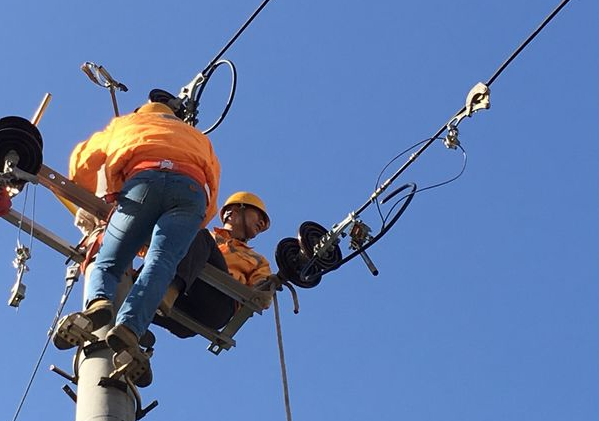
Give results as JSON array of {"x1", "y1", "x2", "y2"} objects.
[
  {"x1": 153, "y1": 191, "x2": 271, "y2": 338},
  {"x1": 53, "y1": 90, "x2": 220, "y2": 387}
]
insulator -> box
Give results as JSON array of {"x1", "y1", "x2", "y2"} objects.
[{"x1": 275, "y1": 237, "x2": 322, "y2": 289}]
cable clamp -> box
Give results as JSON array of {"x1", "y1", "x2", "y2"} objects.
[
  {"x1": 8, "y1": 245, "x2": 31, "y2": 307},
  {"x1": 447, "y1": 82, "x2": 491, "y2": 129},
  {"x1": 444, "y1": 124, "x2": 460, "y2": 149}
]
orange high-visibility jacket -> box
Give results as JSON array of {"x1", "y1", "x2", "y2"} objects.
[
  {"x1": 69, "y1": 103, "x2": 220, "y2": 226},
  {"x1": 212, "y1": 227, "x2": 271, "y2": 286}
]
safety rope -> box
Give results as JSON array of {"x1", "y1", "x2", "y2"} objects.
[{"x1": 273, "y1": 292, "x2": 293, "y2": 421}]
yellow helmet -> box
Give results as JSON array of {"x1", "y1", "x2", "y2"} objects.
[{"x1": 220, "y1": 191, "x2": 270, "y2": 229}]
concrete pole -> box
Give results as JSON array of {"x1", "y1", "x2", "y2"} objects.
[{"x1": 75, "y1": 263, "x2": 136, "y2": 421}]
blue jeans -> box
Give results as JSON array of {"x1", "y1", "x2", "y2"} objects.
[{"x1": 86, "y1": 170, "x2": 206, "y2": 337}]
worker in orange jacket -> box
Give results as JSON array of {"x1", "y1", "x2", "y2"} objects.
[
  {"x1": 154, "y1": 191, "x2": 272, "y2": 338},
  {"x1": 54, "y1": 92, "x2": 220, "y2": 369}
]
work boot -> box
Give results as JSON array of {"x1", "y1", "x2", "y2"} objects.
[
  {"x1": 83, "y1": 298, "x2": 114, "y2": 331},
  {"x1": 157, "y1": 283, "x2": 180, "y2": 317},
  {"x1": 135, "y1": 364, "x2": 153, "y2": 388},
  {"x1": 112, "y1": 348, "x2": 154, "y2": 388},
  {"x1": 139, "y1": 329, "x2": 156, "y2": 349},
  {"x1": 106, "y1": 324, "x2": 139, "y2": 353},
  {"x1": 108, "y1": 324, "x2": 153, "y2": 388},
  {"x1": 52, "y1": 298, "x2": 114, "y2": 350}
]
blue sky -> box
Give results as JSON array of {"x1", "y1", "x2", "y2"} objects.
[{"x1": 1, "y1": 1, "x2": 598, "y2": 420}]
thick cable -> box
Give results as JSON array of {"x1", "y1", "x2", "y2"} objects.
[
  {"x1": 196, "y1": 60, "x2": 238, "y2": 134},
  {"x1": 486, "y1": 0, "x2": 572, "y2": 87},
  {"x1": 355, "y1": 0, "x2": 572, "y2": 216},
  {"x1": 202, "y1": 0, "x2": 274, "y2": 75},
  {"x1": 273, "y1": 292, "x2": 293, "y2": 421}
]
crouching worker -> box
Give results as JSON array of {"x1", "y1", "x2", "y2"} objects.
[
  {"x1": 153, "y1": 191, "x2": 272, "y2": 338},
  {"x1": 53, "y1": 90, "x2": 220, "y2": 387}
]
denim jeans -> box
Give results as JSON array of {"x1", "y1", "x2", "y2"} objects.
[{"x1": 86, "y1": 170, "x2": 206, "y2": 337}]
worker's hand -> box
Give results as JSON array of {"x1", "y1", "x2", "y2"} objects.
[
  {"x1": 253, "y1": 274, "x2": 283, "y2": 292},
  {"x1": 252, "y1": 275, "x2": 282, "y2": 310},
  {"x1": 74, "y1": 207, "x2": 101, "y2": 236}
]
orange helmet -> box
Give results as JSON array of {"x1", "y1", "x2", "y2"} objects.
[{"x1": 220, "y1": 192, "x2": 270, "y2": 230}]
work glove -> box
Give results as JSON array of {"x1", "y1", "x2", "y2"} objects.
[
  {"x1": 74, "y1": 207, "x2": 101, "y2": 236},
  {"x1": 252, "y1": 274, "x2": 282, "y2": 309}
]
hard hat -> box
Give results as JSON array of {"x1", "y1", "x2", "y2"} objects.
[{"x1": 220, "y1": 191, "x2": 270, "y2": 230}]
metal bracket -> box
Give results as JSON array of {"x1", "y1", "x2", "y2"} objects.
[
  {"x1": 444, "y1": 82, "x2": 490, "y2": 150},
  {"x1": 61, "y1": 384, "x2": 77, "y2": 403},
  {"x1": 98, "y1": 376, "x2": 129, "y2": 393},
  {"x1": 313, "y1": 213, "x2": 354, "y2": 259},
  {"x1": 348, "y1": 220, "x2": 379, "y2": 276},
  {"x1": 50, "y1": 364, "x2": 77, "y2": 384},
  {"x1": 53, "y1": 313, "x2": 99, "y2": 349},
  {"x1": 8, "y1": 245, "x2": 31, "y2": 307},
  {"x1": 81, "y1": 62, "x2": 128, "y2": 92},
  {"x1": 447, "y1": 82, "x2": 491, "y2": 129}
]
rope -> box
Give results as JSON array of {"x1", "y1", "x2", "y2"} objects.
[{"x1": 273, "y1": 292, "x2": 293, "y2": 421}]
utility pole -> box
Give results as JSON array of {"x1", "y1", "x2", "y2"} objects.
[{"x1": 75, "y1": 265, "x2": 137, "y2": 421}]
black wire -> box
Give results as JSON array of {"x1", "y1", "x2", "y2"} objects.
[
  {"x1": 301, "y1": 183, "x2": 418, "y2": 284},
  {"x1": 196, "y1": 59, "x2": 238, "y2": 134},
  {"x1": 353, "y1": 0, "x2": 573, "y2": 217},
  {"x1": 300, "y1": 143, "x2": 466, "y2": 283},
  {"x1": 11, "y1": 278, "x2": 76, "y2": 421},
  {"x1": 374, "y1": 138, "x2": 433, "y2": 224},
  {"x1": 486, "y1": 0, "x2": 572, "y2": 87},
  {"x1": 202, "y1": 0, "x2": 275, "y2": 75},
  {"x1": 11, "y1": 337, "x2": 53, "y2": 421},
  {"x1": 382, "y1": 143, "x2": 467, "y2": 225}
]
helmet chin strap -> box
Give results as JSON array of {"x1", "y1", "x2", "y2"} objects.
[{"x1": 239, "y1": 204, "x2": 249, "y2": 242}]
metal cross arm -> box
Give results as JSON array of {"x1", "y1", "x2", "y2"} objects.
[{"x1": 3, "y1": 162, "x2": 268, "y2": 352}]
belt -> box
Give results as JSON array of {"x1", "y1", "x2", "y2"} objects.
[{"x1": 124, "y1": 160, "x2": 210, "y2": 201}]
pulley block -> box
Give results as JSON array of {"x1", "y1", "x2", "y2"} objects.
[
  {"x1": 0, "y1": 116, "x2": 43, "y2": 176},
  {"x1": 275, "y1": 237, "x2": 322, "y2": 289}
]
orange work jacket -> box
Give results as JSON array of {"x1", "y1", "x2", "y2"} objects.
[
  {"x1": 69, "y1": 102, "x2": 220, "y2": 226},
  {"x1": 212, "y1": 227, "x2": 271, "y2": 287}
]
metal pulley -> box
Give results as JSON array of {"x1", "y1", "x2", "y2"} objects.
[
  {"x1": 275, "y1": 221, "x2": 343, "y2": 289},
  {"x1": 0, "y1": 116, "x2": 44, "y2": 187}
]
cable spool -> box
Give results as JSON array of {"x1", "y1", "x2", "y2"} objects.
[
  {"x1": 275, "y1": 221, "x2": 343, "y2": 289},
  {"x1": 0, "y1": 116, "x2": 43, "y2": 177}
]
